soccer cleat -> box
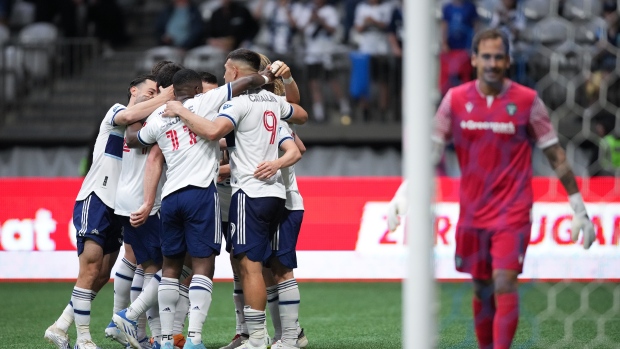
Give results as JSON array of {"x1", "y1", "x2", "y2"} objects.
[
  {"x1": 296, "y1": 329, "x2": 308, "y2": 348},
  {"x1": 270, "y1": 341, "x2": 296, "y2": 349},
  {"x1": 233, "y1": 340, "x2": 266, "y2": 349},
  {"x1": 44, "y1": 322, "x2": 71, "y2": 349},
  {"x1": 105, "y1": 320, "x2": 129, "y2": 346},
  {"x1": 162, "y1": 343, "x2": 175, "y2": 349},
  {"x1": 218, "y1": 334, "x2": 248, "y2": 349},
  {"x1": 112, "y1": 309, "x2": 140, "y2": 349},
  {"x1": 151, "y1": 341, "x2": 161, "y2": 349},
  {"x1": 173, "y1": 333, "x2": 187, "y2": 348},
  {"x1": 139, "y1": 337, "x2": 153, "y2": 349},
  {"x1": 182, "y1": 339, "x2": 207, "y2": 349},
  {"x1": 73, "y1": 339, "x2": 101, "y2": 349}
]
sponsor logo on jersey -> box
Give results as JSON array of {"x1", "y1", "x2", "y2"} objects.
[
  {"x1": 460, "y1": 120, "x2": 516, "y2": 134},
  {"x1": 507, "y1": 103, "x2": 517, "y2": 116},
  {"x1": 223, "y1": 103, "x2": 232, "y2": 110}
]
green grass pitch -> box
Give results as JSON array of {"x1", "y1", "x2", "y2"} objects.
[{"x1": 1, "y1": 282, "x2": 619, "y2": 348}]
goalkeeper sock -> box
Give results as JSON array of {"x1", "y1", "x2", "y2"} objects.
[
  {"x1": 473, "y1": 296, "x2": 494, "y2": 349},
  {"x1": 493, "y1": 293, "x2": 519, "y2": 349}
]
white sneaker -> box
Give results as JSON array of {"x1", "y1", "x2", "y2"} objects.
[
  {"x1": 234, "y1": 340, "x2": 266, "y2": 349},
  {"x1": 219, "y1": 334, "x2": 248, "y2": 349},
  {"x1": 270, "y1": 340, "x2": 297, "y2": 349},
  {"x1": 105, "y1": 320, "x2": 128, "y2": 346},
  {"x1": 44, "y1": 322, "x2": 71, "y2": 349},
  {"x1": 296, "y1": 328, "x2": 308, "y2": 348},
  {"x1": 73, "y1": 338, "x2": 101, "y2": 349}
]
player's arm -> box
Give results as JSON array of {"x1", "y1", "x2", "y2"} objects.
[
  {"x1": 271, "y1": 60, "x2": 300, "y2": 104},
  {"x1": 531, "y1": 97, "x2": 595, "y2": 249},
  {"x1": 229, "y1": 70, "x2": 275, "y2": 97},
  {"x1": 113, "y1": 86, "x2": 174, "y2": 126},
  {"x1": 130, "y1": 144, "x2": 163, "y2": 227},
  {"x1": 293, "y1": 130, "x2": 306, "y2": 155},
  {"x1": 125, "y1": 121, "x2": 146, "y2": 148},
  {"x1": 254, "y1": 138, "x2": 301, "y2": 180},
  {"x1": 164, "y1": 100, "x2": 235, "y2": 141}
]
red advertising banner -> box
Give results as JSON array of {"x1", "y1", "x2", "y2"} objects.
[{"x1": 0, "y1": 177, "x2": 619, "y2": 252}]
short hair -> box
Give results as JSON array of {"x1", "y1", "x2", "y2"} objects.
[
  {"x1": 227, "y1": 48, "x2": 261, "y2": 72},
  {"x1": 471, "y1": 29, "x2": 510, "y2": 56},
  {"x1": 151, "y1": 60, "x2": 174, "y2": 75},
  {"x1": 127, "y1": 74, "x2": 156, "y2": 102},
  {"x1": 156, "y1": 62, "x2": 184, "y2": 88},
  {"x1": 199, "y1": 71, "x2": 218, "y2": 85},
  {"x1": 172, "y1": 69, "x2": 202, "y2": 91}
]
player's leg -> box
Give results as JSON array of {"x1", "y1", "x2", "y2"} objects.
[
  {"x1": 173, "y1": 254, "x2": 193, "y2": 348},
  {"x1": 269, "y1": 210, "x2": 305, "y2": 349},
  {"x1": 232, "y1": 191, "x2": 285, "y2": 349},
  {"x1": 454, "y1": 225, "x2": 494, "y2": 349},
  {"x1": 490, "y1": 224, "x2": 530, "y2": 349},
  {"x1": 263, "y1": 268, "x2": 281, "y2": 343},
  {"x1": 114, "y1": 243, "x2": 137, "y2": 314},
  {"x1": 220, "y1": 245, "x2": 249, "y2": 349},
  {"x1": 184, "y1": 184, "x2": 222, "y2": 348}
]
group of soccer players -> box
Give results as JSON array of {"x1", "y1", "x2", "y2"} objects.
[{"x1": 44, "y1": 48, "x2": 309, "y2": 349}]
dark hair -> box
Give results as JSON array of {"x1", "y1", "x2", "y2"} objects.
[
  {"x1": 156, "y1": 62, "x2": 184, "y2": 88},
  {"x1": 471, "y1": 29, "x2": 510, "y2": 56},
  {"x1": 127, "y1": 74, "x2": 156, "y2": 102},
  {"x1": 226, "y1": 48, "x2": 261, "y2": 72},
  {"x1": 172, "y1": 69, "x2": 202, "y2": 92},
  {"x1": 199, "y1": 71, "x2": 218, "y2": 85},
  {"x1": 151, "y1": 60, "x2": 174, "y2": 75}
]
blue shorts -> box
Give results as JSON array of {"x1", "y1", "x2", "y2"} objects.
[
  {"x1": 222, "y1": 221, "x2": 232, "y2": 253},
  {"x1": 229, "y1": 190, "x2": 285, "y2": 263},
  {"x1": 119, "y1": 214, "x2": 163, "y2": 265},
  {"x1": 160, "y1": 184, "x2": 222, "y2": 258},
  {"x1": 271, "y1": 210, "x2": 304, "y2": 269},
  {"x1": 73, "y1": 192, "x2": 123, "y2": 256}
]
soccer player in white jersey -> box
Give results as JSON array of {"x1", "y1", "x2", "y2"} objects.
[
  {"x1": 162, "y1": 48, "x2": 307, "y2": 349},
  {"x1": 117, "y1": 66, "x2": 278, "y2": 349},
  {"x1": 44, "y1": 75, "x2": 173, "y2": 349}
]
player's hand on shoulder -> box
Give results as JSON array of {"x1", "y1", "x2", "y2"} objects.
[
  {"x1": 163, "y1": 100, "x2": 184, "y2": 118},
  {"x1": 254, "y1": 160, "x2": 279, "y2": 180}
]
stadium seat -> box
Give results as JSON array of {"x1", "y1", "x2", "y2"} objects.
[
  {"x1": 533, "y1": 17, "x2": 570, "y2": 48},
  {"x1": 137, "y1": 46, "x2": 185, "y2": 73},
  {"x1": 17, "y1": 22, "x2": 58, "y2": 82},
  {"x1": 0, "y1": 45, "x2": 25, "y2": 103},
  {"x1": 183, "y1": 45, "x2": 227, "y2": 81},
  {"x1": 562, "y1": 0, "x2": 603, "y2": 21},
  {"x1": 574, "y1": 17, "x2": 605, "y2": 45},
  {"x1": 521, "y1": 0, "x2": 550, "y2": 22}
]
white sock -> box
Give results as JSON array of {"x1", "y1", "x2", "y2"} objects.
[
  {"x1": 113, "y1": 257, "x2": 136, "y2": 314},
  {"x1": 244, "y1": 307, "x2": 266, "y2": 348},
  {"x1": 72, "y1": 286, "x2": 93, "y2": 341},
  {"x1": 128, "y1": 270, "x2": 161, "y2": 321},
  {"x1": 147, "y1": 303, "x2": 161, "y2": 344},
  {"x1": 56, "y1": 301, "x2": 74, "y2": 332},
  {"x1": 173, "y1": 283, "x2": 190, "y2": 334},
  {"x1": 233, "y1": 275, "x2": 247, "y2": 335},
  {"x1": 187, "y1": 275, "x2": 214, "y2": 344},
  {"x1": 131, "y1": 268, "x2": 146, "y2": 340},
  {"x1": 267, "y1": 285, "x2": 281, "y2": 341},
  {"x1": 158, "y1": 277, "x2": 179, "y2": 346},
  {"x1": 278, "y1": 279, "x2": 301, "y2": 346}
]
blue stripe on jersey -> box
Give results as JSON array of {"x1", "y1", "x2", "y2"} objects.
[
  {"x1": 110, "y1": 106, "x2": 126, "y2": 126},
  {"x1": 227, "y1": 83, "x2": 232, "y2": 101},
  {"x1": 104, "y1": 132, "x2": 124, "y2": 160},
  {"x1": 218, "y1": 114, "x2": 237, "y2": 128},
  {"x1": 281, "y1": 104, "x2": 294, "y2": 120},
  {"x1": 278, "y1": 136, "x2": 293, "y2": 147},
  {"x1": 137, "y1": 131, "x2": 156, "y2": 146}
]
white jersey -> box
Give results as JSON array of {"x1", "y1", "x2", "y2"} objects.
[
  {"x1": 278, "y1": 123, "x2": 304, "y2": 211},
  {"x1": 137, "y1": 84, "x2": 233, "y2": 199},
  {"x1": 217, "y1": 89, "x2": 294, "y2": 199},
  {"x1": 114, "y1": 115, "x2": 166, "y2": 217},
  {"x1": 76, "y1": 103, "x2": 127, "y2": 208}
]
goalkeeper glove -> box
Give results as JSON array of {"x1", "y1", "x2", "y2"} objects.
[
  {"x1": 569, "y1": 193, "x2": 596, "y2": 249},
  {"x1": 387, "y1": 181, "x2": 408, "y2": 232}
]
